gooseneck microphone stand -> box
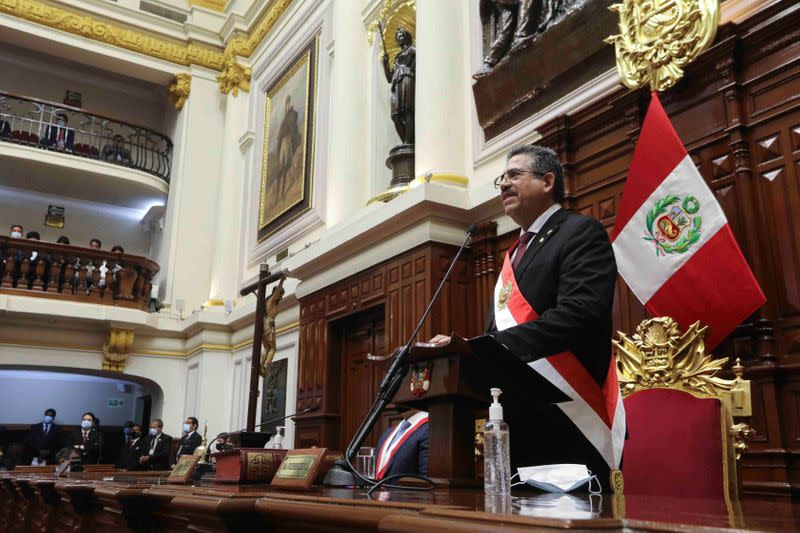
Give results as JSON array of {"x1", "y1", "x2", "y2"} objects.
[{"x1": 325, "y1": 225, "x2": 475, "y2": 491}]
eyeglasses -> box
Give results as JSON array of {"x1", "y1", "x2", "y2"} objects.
[{"x1": 493, "y1": 170, "x2": 544, "y2": 189}]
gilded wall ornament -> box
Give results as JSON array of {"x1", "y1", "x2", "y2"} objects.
[
  {"x1": 102, "y1": 327, "x2": 135, "y2": 372},
  {"x1": 218, "y1": 57, "x2": 252, "y2": 96},
  {"x1": 0, "y1": 0, "x2": 294, "y2": 73},
  {"x1": 605, "y1": 0, "x2": 721, "y2": 92},
  {"x1": 169, "y1": 73, "x2": 192, "y2": 110}
]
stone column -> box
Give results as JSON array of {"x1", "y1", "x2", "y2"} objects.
[
  {"x1": 414, "y1": 0, "x2": 469, "y2": 182},
  {"x1": 156, "y1": 67, "x2": 226, "y2": 314},
  {"x1": 325, "y1": 0, "x2": 370, "y2": 226},
  {"x1": 208, "y1": 84, "x2": 250, "y2": 305}
]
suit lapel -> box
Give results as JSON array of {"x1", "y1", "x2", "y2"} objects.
[{"x1": 516, "y1": 208, "x2": 568, "y2": 277}]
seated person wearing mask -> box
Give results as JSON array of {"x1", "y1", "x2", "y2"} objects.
[
  {"x1": 117, "y1": 422, "x2": 146, "y2": 470},
  {"x1": 66, "y1": 413, "x2": 101, "y2": 465},
  {"x1": 374, "y1": 409, "x2": 429, "y2": 480},
  {"x1": 26, "y1": 408, "x2": 60, "y2": 465},
  {"x1": 174, "y1": 417, "x2": 202, "y2": 465},
  {"x1": 139, "y1": 419, "x2": 172, "y2": 470}
]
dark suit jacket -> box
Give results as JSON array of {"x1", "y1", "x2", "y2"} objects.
[
  {"x1": 375, "y1": 422, "x2": 429, "y2": 478},
  {"x1": 0, "y1": 120, "x2": 10, "y2": 138},
  {"x1": 174, "y1": 431, "x2": 202, "y2": 464},
  {"x1": 26, "y1": 423, "x2": 61, "y2": 462},
  {"x1": 42, "y1": 125, "x2": 75, "y2": 150},
  {"x1": 486, "y1": 208, "x2": 618, "y2": 488},
  {"x1": 67, "y1": 429, "x2": 102, "y2": 464},
  {"x1": 117, "y1": 437, "x2": 146, "y2": 470},
  {"x1": 144, "y1": 433, "x2": 173, "y2": 470}
]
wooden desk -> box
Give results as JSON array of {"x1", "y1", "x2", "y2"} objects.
[{"x1": 2, "y1": 471, "x2": 800, "y2": 532}]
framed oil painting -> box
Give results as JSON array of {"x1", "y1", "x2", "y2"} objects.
[{"x1": 258, "y1": 37, "x2": 318, "y2": 242}]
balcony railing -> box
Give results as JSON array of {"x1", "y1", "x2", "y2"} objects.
[
  {"x1": 0, "y1": 91, "x2": 173, "y2": 182},
  {"x1": 0, "y1": 237, "x2": 159, "y2": 312}
]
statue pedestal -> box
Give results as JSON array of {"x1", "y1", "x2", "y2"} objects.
[{"x1": 385, "y1": 144, "x2": 415, "y2": 188}]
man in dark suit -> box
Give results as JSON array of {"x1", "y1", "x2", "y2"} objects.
[
  {"x1": 431, "y1": 144, "x2": 622, "y2": 491},
  {"x1": 117, "y1": 422, "x2": 146, "y2": 470},
  {"x1": 26, "y1": 408, "x2": 60, "y2": 464},
  {"x1": 41, "y1": 113, "x2": 75, "y2": 151},
  {"x1": 174, "y1": 417, "x2": 202, "y2": 465},
  {"x1": 374, "y1": 410, "x2": 428, "y2": 480},
  {"x1": 139, "y1": 419, "x2": 172, "y2": 470},
  {"x1": 66, "y1": 412, "x2": 102, "y2": 464}
]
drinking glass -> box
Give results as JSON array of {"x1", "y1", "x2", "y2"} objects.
[{"x1": 356, "y1": 446, "x2": 376, "y2": 479}]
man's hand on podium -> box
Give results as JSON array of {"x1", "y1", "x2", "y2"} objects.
[{"x1": 427, "y1": 334, "x2": 451, "y2": 346}]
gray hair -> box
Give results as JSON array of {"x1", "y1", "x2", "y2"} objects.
[{"x1": 506, "y1": 144, "x2": 565, "y2": 203}]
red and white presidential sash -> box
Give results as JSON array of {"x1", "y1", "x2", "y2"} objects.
[
  {"x1": 494, "y1": 244, "x2": 625, "y2": 469},
  {"x1": 375, "y1": 411, "x2": 428, "y2": 480}
]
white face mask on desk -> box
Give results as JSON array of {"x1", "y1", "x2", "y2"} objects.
[{"x1": 511, "y1": 464, "x2": 600, "y2": 494}]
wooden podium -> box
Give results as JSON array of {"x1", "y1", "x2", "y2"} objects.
[{"x1": 391, "y1": 335, "x2": 564, "y2": 484}]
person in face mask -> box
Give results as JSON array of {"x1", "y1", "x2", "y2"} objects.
[
  {"x1": 139, "y1": 419, "x2": 172, "y2": 470},
  {"x1": 173, "y1": 417, "x2": 202, "y2": 465},
  {"x1": 116, "y1": 421, "x2": 146, "y2": 470},
  {"x1": 25, "y1": 408, "x2": 60, "y2": 465},
  {"x1": 54, "y1": 446, "x2": 83, "y2": 477},
  {"x1": 9, "y1": 224, "x2": 23, "y2": 238},
  {"x1": 66, "y1": 412, "x2": 101, "y2": 464}
]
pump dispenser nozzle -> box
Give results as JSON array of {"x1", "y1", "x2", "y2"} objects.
[{"x1": 489, "y1": 387, "x2": 503, "y2": 420}]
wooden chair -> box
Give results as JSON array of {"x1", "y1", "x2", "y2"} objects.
[
  {"x1": 82, "y1": 464, "x2": 116, "y2": 472},
  {"x1": 613, "y1": 317, "x2": 753, "y2": 509}
]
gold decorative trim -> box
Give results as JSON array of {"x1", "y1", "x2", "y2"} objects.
[
  {"x1": 0, "y1": 0, "x2": 295, "y2": 74},
  {"x1": 0, "y1": 0, "x2": 225, "y2": 70},
  {"x1": 367, "y1": 0, "x2": 416, "y2": 67},
  {"x1": 217, "y1": 57, "x2": 252, "y2": 95},
  {"x1": 275, "y1": 320, "x2": 299, "y2": 336},
  {"x1": 223, "y1": 0, "x2": 293, "y2": 61},
  {"x1": 202, "y1": 298, "x2": 225, "y2": 307},
  {"x1": 169, "y1": 73, "x2": 191, "y2": 110},
  {"x1": 190, "y1": 0, "x2": 227, "y2": 12},
  {"x1": 102, "y1": 327, "x2": 134, "y2": 372},
  {"x1": 366, "y1": 173, "x2": 469, "y2": 204}
]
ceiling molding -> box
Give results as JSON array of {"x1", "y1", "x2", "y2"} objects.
[{"x1": 0, "y1": 0, "x2": 295, "y2": 72}]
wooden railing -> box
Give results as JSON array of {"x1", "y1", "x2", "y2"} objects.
[{"x1": 0, "y1": 237, "x2": 159, "y2": 311}]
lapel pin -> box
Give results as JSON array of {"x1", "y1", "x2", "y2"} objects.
[
  {"x1": 539, "y1": 237, "x2": 545, "y2": 243},
  {"x1": 547, "y1": 229, "x2": 553, "y2": 234}
]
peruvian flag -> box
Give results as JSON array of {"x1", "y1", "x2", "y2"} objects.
[{"x1": 611, "y1": 93, "x2": 765, "y2": 350}]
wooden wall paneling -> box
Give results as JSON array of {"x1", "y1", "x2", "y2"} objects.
[{"x1": 470, "y1": 222, "x2": 499, "y2": 335}]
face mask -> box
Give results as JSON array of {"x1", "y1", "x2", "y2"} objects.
[
  {"x1": 149, "y1": 428, "x2": 159, "y2": 436},
  {"x1": 80, "y1": 420, "x2": 93, "y2": 430},
  {"x1": 131, "y1": 431, "x2": 139, "y2": 439},
  {"x1": 123, "y1": 427, "x2": 132, "y2": 435},
  {"x1": 43, "y1": 415, "x2": 54, "y2": 424},
  {"x1": 183, "y1": 424, "x2": 191, "y2": 434},
  {"x1": 10, "y1": 231, "x2": 22, "y2": 238},
  {"x1": 511, "y1": 464, "x2": 600, "y2": 494}
]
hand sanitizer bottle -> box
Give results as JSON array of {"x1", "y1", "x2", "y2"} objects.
[{"x1": 484, "y1": 388, "x2": 511, "y2": 495}]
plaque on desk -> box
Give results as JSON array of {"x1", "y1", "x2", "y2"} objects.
[
  {"x1": 270, "y1": 447, "x2": 327, "y2": 491},
  {"x1": 214, "y1": 448, "x2": 288, "y2": 483},
  {"x1": 166, "y1": 454, "x2": 201, "y2": 484}
]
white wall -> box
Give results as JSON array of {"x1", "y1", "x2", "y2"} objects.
[
  {"x1": 0, "y1": 184, "x2": 152, "y2": 256},
  {"x1": 0, "y1": 369, "x2": 145, "y2": 426},
  {"x1": 0, "y1": 44, "x2": 171, "y2": 133}
]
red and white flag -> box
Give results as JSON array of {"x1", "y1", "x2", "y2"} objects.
[{"x1": 612, "y1": 93, "x2": 765, "y2": 350}]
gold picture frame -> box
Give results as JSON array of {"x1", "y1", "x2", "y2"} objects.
[{"x1": 258, "y1": 37, "x2": 318, "y2": 242}]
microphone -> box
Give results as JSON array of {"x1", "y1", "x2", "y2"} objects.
[
  {"x1": 206, "y1": 406, "x2": 319, "y2": 457},
  {"x1": 343, "y1": 224, "x2": 476, "y2": 465}
]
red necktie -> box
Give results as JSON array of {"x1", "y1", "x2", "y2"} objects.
[
  {"x1": 57, "y1": 128, "x2": 63, "y2": 142},
  {"x1": 512, "y1": 232, "x2": 535, "y2": 270},
  {"x1": 83, "y1": 432, "x2": 88, "y2": 445}
]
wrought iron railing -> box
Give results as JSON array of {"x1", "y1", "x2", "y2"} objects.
[{"x1": 0, "y1": 91, "x2": 173, "y2": 182}]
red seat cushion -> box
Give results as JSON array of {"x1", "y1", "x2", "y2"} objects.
[{"x1": 622, "y1": 388, "x2": 724, "y2": 500}]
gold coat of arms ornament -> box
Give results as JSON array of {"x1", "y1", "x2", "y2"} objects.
[{"x1": 605, "y1": 0, "x2": 721, "y2": 92}]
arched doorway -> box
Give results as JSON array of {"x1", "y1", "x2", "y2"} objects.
[{"x1": 0, "y1": 365, "x2": 163, "y2": 469}]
